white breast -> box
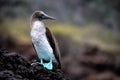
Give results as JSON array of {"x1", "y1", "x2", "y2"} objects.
[{"x1": 30, "y1": 21, "x2": 57, "y2": 62}]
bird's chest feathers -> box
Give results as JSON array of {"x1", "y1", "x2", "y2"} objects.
[
  {"x1": 31, "y1": 21, "x2": 46, "y2": 40},
  {"x1": 30, "y1": 21, "x2": 55, "y2": 60}
]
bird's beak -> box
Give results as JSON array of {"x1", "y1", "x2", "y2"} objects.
[{"x1": 43, "y1": 14, "x2": 55, "y2": 20}]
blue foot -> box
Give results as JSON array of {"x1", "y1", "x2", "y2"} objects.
[
  {"x1": 31, "y1": 59, "x2": 53, "y2": 70},
  {"x1": 42, "y1": 58, "x2": 53, "y2": 70},
  {"x1": 31, "y1": 62, "x2": 41, "y2": 65}
]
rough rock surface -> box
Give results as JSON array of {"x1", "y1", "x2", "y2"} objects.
[{"x1": 0, "y1": 49, "x2": 69, "y2": 80}]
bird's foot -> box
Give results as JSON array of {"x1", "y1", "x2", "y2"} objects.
[
  {"x1": 41, "y1": 58, "x2": 53, "y2": 70},
  {"x1": 31, "y1": 59, "x2": 53, "y2": 70},
  {"x1": 31, "y1": 62, "x2": 41, "y2": 65},
  {"x1": 42, "y1": 62, "x2": 53, "y2": 70}
]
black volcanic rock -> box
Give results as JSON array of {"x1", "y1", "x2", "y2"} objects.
[{"x1": 0, "y1": 49, "x2": 69, "y2": 80}]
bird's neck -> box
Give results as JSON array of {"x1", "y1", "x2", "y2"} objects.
[{"x1": 31, "y1": 20, "x2": 46, "y2": 34}]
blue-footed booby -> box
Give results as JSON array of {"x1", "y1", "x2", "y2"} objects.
[{"x1": 30, "y1": 11, "x2": 61, "y2": 70}]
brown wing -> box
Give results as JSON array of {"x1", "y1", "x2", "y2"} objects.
[
  {"x1": 32, "y1": 42, "x2": 39, "y2": 59},
  {"x1": 45, "y1": 27, "x2": 61, "y2": 69}
]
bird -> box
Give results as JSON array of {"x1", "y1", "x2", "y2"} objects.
[{"x1": 30, "y1": 11, "x2": 61, "y2": 70}]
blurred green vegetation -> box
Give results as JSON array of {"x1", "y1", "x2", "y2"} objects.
[
  {"x1": 1, "y1": 19, "x2": 119, "y2": 53},
  {"x1": 1, "y1": 0, "x2": 120, "y2": 32},
  {"x1": 0, "y1": 19, "x2": 31, "y2": 42},
  {"x1": 50, "y1": 24, "x2": 120, "y2": 53}
]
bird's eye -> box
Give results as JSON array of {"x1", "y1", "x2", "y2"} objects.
[{"x1": 39, "y1": 14, "x2": 44, "y2": 19}]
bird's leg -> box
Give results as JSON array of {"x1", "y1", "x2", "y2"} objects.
[{"x1": 40, "y1": 58, "x2": 43, "y2": 64}]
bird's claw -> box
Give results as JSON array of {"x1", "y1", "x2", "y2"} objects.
[{"x1": 31, "y1": 62, "x2": 41, "y2": 65}]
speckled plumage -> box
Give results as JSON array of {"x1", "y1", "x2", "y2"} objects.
[{"x1": 31, "y1": 21, "x2": 57, "y2": 62}]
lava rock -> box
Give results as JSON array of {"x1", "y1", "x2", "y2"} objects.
[{"x1": 0, "y1": 49, "x2": 69, "y2": 80}]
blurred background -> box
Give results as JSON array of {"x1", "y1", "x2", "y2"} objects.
[{"x1": 0, "y1": 0, "x2": 120, "y2": 80}]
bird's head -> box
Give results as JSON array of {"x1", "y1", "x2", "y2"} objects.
[{"x1": 32, "y1": 11, "x2": 55, "y2": 21}]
